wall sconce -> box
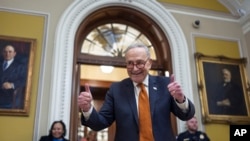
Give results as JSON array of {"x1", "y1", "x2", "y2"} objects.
[
  {"x1": 100, "y1": 65, "x2": 114, "y2": 73},
  {"x1": 165, "y1": 71, "x2": 169, "y2": 77}
]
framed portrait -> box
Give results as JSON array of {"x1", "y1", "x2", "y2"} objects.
[
  {"x1": 0, "y1": 35, "x2": 35, "y2": 116},
  {"x1": 195, "y1": 53, "x2": 250, "y2": 124}
]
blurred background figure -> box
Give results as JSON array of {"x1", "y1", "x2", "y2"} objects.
[
  {"x1": 39, "y1": 120, "x2": 69, "y2": 141},
  {"x1": 176, "y1": 116, "x2": 210, "y2": 141},
  {"x1": 81, "y1": 130, "x2": 97, "y2": 141}
]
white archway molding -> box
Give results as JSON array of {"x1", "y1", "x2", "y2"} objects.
[{"x1": 50, "y1": 0, "x2": 193, "y2": 136}]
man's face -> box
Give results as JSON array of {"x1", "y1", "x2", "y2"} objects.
[
  {"x1": 2, "y1": 45, "x2": 16, "y2": 61},
  {"x1": 125, "y1": 47, "x2": 152, "y2": 83},
  {"x1": 186, "y1": 117, "x2": 198, "y2": 132},
  {"x1": 222, "y1": 69, "x2": 231, "y2": 83}
]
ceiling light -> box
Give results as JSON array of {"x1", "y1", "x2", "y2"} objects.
[{"x1": 100, "y1": 65, "x2": 114, "y2": 73}]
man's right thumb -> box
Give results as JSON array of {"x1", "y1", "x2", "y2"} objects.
[{"x1": 85, "y1": 83, "x2": 91, "y2": 94}]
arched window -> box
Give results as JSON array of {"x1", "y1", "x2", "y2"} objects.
[{"x1": 81, "y1": 23, "x2": 156, "y2": 60}]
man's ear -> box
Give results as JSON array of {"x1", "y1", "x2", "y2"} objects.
[
  {"x1": 147, "y1": 59, "x2": 153, "y2": 68},
  {"x1": 148, "y1": 58, "x2": 153, "y2": 64}
]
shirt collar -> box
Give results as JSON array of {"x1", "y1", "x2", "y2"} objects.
[
  {"x1": 5, "y1": 58, "x2": 14, "y2": 64},
  {"x1": 133, "y1": 74, "x2": 149, "y2": 87}
]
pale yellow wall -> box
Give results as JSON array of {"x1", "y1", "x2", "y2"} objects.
[
  {"x1": 196, "y1": 37, "x2": 240, "y2": 57},
  {"x1": 0, "y1": 11, "x2": 44, "y2": 141},
  {"x1": 158, "y1": 0, "x2": 229, "y2": 12},
  {"x1": 196, "y1": 37, "x2": 240, "y2": 141}
]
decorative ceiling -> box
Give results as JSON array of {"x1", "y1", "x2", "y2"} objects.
[
  {"x1": 158, "y1": 0, "x2": 250, "y2": 18},
  {"x1": 219, "y1": 0, "x2": 250, "y2": 17}
]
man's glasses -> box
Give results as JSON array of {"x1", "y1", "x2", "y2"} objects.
[{"x1": 126, "y1": 58, "x2": 149, "y2": 69}]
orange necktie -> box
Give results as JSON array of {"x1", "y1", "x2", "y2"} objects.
[{"x1": 138, "y1": 83, "x2": 154, "y2": 141}]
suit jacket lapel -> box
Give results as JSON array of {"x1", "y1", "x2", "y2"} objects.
[
  {"x1": 124, "y1": 79, "x2": 139, "y2": 126},
  {"x1": 148, "y1": 76, "x2": 158, "y2": 118},
  {"x1": 123, "y1": 76, "x2": 159, "y2": 127}
]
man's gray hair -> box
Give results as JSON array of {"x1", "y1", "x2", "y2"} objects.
[{"x1": 124, "y1": 43, "x2": 151, "y2": 58}]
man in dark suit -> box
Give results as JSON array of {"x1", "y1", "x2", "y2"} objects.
[
  {"x1": 211, "y1": 68, "x2": 247, "y2": 115},
  {"x1": 78, "y1": 43, "x2": 195, "y2": 141},
  {"x1": 0, "y1": 44, "x2": 27, "y2": 109}
]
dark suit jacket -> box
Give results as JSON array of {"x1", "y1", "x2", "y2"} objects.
[
  {"x1": 177, "y1": 130, "x2": 210, "y2": 141},
  {"x1": 39, "y1": 136, "x2": 69, "y2": 141},
  {"x1": 0, "y1": 59, "x2": 27, "y2": 108},
  {"x1": 81, "y1": 75, "x2": 195, "y2": 141},
  {"x1": 210, "y1": 81, "x2": 247, "y2": 115}
]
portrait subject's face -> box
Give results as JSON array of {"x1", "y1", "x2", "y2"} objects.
[
  {"x1": 125, "y1": 47, "x2": 152, "y2": 83},
  {"x1": 222, "y1": 69, "x2": 231, "y2": 82},
  {"x1": 2, "y1": 45, "x2": 16, "y2": 61}
]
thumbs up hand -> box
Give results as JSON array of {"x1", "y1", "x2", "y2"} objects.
[
  {"x1": 78, "y1": 83, "x2": 93, "y2": 112},
  {"x1": 167, "y1": 74, "x2": 185, "y2": 103}
]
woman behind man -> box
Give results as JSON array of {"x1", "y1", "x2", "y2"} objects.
[
  {"x1": 81, "y1": 130, "x2": 97, "y2": 141},
  {"x1": 39, "y1": 120, "x2": 69, "y2": 141}
]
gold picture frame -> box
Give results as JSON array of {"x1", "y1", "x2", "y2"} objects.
[
  {"x1": 195, "y1": 53, "x2": 250, "y2": 124},
  {"x1": 0, "y1": 35, "x2": 35, "y2": 116}
]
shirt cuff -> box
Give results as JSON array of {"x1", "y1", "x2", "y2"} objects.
[
  {"x1": 82, "y1": 105, "x2": 93, "y2": 121},
  {"x1": 175, "y1": 97, "x2": 189, "y2": 112}
]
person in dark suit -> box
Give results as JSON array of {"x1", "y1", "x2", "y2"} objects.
[
  {"x1": 39, "y1": 120, "x2": 69, "y2": 141},
  {"x1": 176, "y1": 116, "x2": 210, "y2": 141},
  {"x1": 210, "y1": 68, "x2": 247, "y2": 115},
  {"x1": 78, "y1": 43, "x2": 195, "y2": 141},
  {"x1": 0, "y1": 44, "x2": 27, "y2": 109}
]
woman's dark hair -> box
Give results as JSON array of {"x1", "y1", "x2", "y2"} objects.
[{"x1": 48, "y1": 120, "x2": 67, "y2": 138}]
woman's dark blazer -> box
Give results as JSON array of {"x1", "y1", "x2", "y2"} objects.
[{"x1": 39, "y1": 136, "x2": 69, "y2": 141}]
